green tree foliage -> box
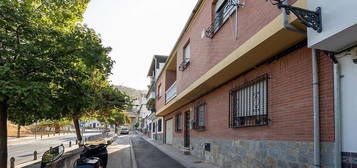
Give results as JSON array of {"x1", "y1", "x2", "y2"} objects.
[
  {"x1": 0, "y1": 0, "x2": 115, "y2": 165},
  {"x1": 95, "y1": 86, "x2": 131, "y2": 131}
]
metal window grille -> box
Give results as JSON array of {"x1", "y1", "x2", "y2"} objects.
[
  {"x1": 206, "y1": 0, "x2": 238, "y2": 38},
  {"x1": 158, "y1": 119, "x2": 162, "y2": 132},
  {"x1": 229, "y1": 74, "x2": 269, "y2": 128},
  {"x1": 175, "y1": 113, "x2": 182, "y2": 132},
  {"x1": 194, "y1": 102, "x2": 205, "y2": 129}
]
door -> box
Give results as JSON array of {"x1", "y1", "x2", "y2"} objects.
[
  {"x1": 166, "y1": 119, "x2": 173, "y2": 144},
  {"x1": 339, "y1": 54, "x2": 357, "y2": 153},
  {"x1": 184, "y1": 111, "x2": 190, "y2": 147}
]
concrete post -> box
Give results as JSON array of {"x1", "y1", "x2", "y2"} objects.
[
  {"x1": 10, "y1": 157, "x2": 15, "y2": 168},
  {"x1": 34, "y1": 151, "x2": 37, "y2": 160}
]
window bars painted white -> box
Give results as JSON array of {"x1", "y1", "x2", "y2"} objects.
[{"x1": 230, "y1": 74, "x2": 269, "y2": 128}]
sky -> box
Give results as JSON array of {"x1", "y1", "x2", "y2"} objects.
[{"x1": 83, "y1": 0, "x2": 197, "y2": 91}]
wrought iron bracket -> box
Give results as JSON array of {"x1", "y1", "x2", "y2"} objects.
[{"x1": 273, "y1": 1, "x2": 322, "y2": 33}]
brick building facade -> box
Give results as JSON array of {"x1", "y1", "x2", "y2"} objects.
[{"x1": 153, "y1": 0, "x2": 340, "y2": 167}]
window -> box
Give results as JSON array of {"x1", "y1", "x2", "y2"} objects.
[
  {"x1": 183, "y1": 42, "x2": 190, "y2": 63},
  {"x1": 229, "y1": 74, "x2": 269, "y2": 128},
  {"x1": 206, "y1": 0, "x2": 238, "y2": 38},
  {"x1": 194, "y1": 102, "x2": 206, "y2": 129},
  {"x1": 175, "y1": 113, "x2": 182, "y2": 132},
  {"x1": 153, "y1": 122, "x2": 156, "y2": 132},
  {"x1": 179, "y1": 42, "x2": 190, "y2": 71},
  {"x1": 158, "y1": 119, "x2": 162, "y2": 132},
  {"x1": 157, "y1": 84, "x2": 162, "y2": 98}
]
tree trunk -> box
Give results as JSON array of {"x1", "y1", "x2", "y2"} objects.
[
  {"x1": 54, "y1": 125, "x2": 60, "y2": 133},
  {"x1": 17, "y1": 125, "x2": 21, "y2": 138},
  {"x1": 0, "y1": 99, "x2": 8, "y2": 168},
  {"x1": 73, "y1": 116, "x2": 82, "y2": 143},
  {"x1": 114, "y1": 123, "x2": 118, "y2": 134}
]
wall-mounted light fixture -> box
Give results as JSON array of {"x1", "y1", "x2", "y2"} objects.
[{"x1": 267, "y1": 0, "x2": 322, "y2": 33}]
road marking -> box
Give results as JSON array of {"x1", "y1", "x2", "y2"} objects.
[{"x1": 129, "y1": 135, "x2": 138, "y2": 168}]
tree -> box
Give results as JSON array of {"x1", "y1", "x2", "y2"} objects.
[
  {"x1": 95, "y1": 86, "x2": 131, "y2": 133},
  {"x1": 106, "y1": 108, "x2": 130, "y2": 134},
  {"x1": 0, "y1": 0, "x2": 108, "y2": 165}
]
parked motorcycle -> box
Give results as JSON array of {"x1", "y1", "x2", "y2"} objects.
[
  {"x1": 73, "y1": 143, "x2": 109, "y2": 168},
  {"x1": 40, "y1": 141, "x2": 111, "y2": 168}
]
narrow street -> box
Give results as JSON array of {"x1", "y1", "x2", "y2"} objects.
[{"x1": 107, "y1": 132, "x2": 185, "y2": 168}]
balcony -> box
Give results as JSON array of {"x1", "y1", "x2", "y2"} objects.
[
  {"x1": 165, "y1": 82, "x2": 177, "y2": 103},
  {"x1": 205, "y1": 0, "x2": 237, "y2": 38}
]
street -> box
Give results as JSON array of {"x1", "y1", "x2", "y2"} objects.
[
  {"x1": 106, "y1": 132, "x2": 185, "y2": 168},
  {"x1": 8, "y1": 129, "x2": 102, "y2": 167}
]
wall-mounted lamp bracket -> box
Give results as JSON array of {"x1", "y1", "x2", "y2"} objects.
[{"x1": 269, "y1": 0, "x2": 322, "y2": 33}]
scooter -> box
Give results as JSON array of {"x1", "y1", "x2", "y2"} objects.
[
  {"x1": 40, "y1": 141, "x2": 111, "y2": 168},
  {"x1": 73, "y1": 143, "x2": 109, "y2": 168}
]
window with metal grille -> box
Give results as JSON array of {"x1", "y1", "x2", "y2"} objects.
[
  {"x1": 175, "y1": 113, "x2": 182, "y2": 132},
  {"x1": 206, "y1": 0, "x2": 238, "y2": 38},
  {"x1": 229, "y1": 74, "x2": 269, "y2": 128},
  {"x1": 194, "y1": 102, "x2": 205, "y2": 130},
  {"x1": 158, "y1": 119, "x2": 162, "y2": 132}
]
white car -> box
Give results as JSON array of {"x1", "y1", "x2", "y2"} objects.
[{"x1": 120, "y1": 127, "x2": 129, "y2": 134}]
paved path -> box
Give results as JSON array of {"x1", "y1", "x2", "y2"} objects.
[{"x1": 131, "y1": 135, "x2": 185, "y2": 168}]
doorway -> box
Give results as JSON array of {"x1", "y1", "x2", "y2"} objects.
[
  {"x1": 165, "y1": 119, "x2": 173, "y2": 144},
  {"x1": 184, "y1": 111, "x2": 190, "y2": 148}
]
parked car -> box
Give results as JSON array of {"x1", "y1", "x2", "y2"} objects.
[{"x1": 120, "y1": 127, "x2": 129, "y2": 134}]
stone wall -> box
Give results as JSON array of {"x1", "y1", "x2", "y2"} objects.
[{"x1": 172, "y1": 137, "x2": 335, "y2": 168}]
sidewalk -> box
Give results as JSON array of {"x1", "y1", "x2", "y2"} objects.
[{"x1": 135, "y1": 131, "x2": 218, "y2": 168}]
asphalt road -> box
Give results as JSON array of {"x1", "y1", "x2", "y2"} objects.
[{"x1": 7, "y1": 129, "x2": 102, "y2": 167}]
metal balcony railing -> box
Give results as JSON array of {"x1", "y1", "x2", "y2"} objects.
[
  {"x1": 205, "y1": 0, "x2": 238, "y2": 38},
  {"x1": 165, "y1": 82, "x2": 177, "y2": 103}
]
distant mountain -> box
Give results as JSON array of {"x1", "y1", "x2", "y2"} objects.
[{"x1": 113, "y1": 85, "x2": 147, "y2": 100}]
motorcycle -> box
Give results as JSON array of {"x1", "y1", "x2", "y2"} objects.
[
  {"x1": 40, "y1": 140, "x2": 111, "y2": 168},
  {"x1": 73, "y1": 143, "x2": 109, "y2": 168}
]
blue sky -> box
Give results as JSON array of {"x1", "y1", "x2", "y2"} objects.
[{"x1": 84, "y1": 0, "x2": 197, "y2": 90}]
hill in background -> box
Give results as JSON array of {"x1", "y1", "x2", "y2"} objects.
[{"x1": 113, "y1": 85, "x2": 147, "y2": 100}]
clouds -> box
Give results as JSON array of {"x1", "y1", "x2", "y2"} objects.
[{"x1": 84, "y1": 0, "x2": 196, "y2": 90}]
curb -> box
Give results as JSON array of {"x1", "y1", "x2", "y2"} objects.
[{"x1": 129, "y1": 135, "x2": 138, "y2": 168}]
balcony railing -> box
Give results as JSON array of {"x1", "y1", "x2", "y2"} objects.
[
  {"x1": 205, "y1": 0, "x2": 238, "y2": 38},
  {"x1": 165, "y1": 82, "x2": 177, "y2": 103}
]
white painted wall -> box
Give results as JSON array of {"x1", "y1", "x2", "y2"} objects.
[
  {"x1": 308, "y1": 0, "x2": 357, "y2": 51},
  {"x1": 166, "y1": 119, "x2": 173, "y2": 144},
  {"x1": 338, "y1": 49, "x2": 357, "y2": 152}
]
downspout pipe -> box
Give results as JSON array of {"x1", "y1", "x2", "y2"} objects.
[
  {"x1": 312, "y1": 49, "x2": 320, "y2": 168},
  {"x1": 282, "y1": 0, "x2": 306, "y2": 35},
  {"x1": 333, "y1": 58, "x2": 342, "y2": 168}
]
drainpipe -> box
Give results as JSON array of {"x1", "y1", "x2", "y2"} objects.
[
  {"x1": 312, "y1": 49, "x2": 320, "y2": 168},
  {"x1": 333, "y1": 59, "x2": 342, "y2": 168},
  {"x1": 282, "y1": 0, "x2": 306, "y2": 35}
]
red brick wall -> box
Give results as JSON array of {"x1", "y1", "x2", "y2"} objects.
[
  {"x1": 174, "y1": 0, "x2": 295, "y2": 95},
  {"x1": 156, "y1": 0, "x2": 299, "y2": 110},
  {"x1": 164, "y1": 47, "x2": 334, "y2": 142}
]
